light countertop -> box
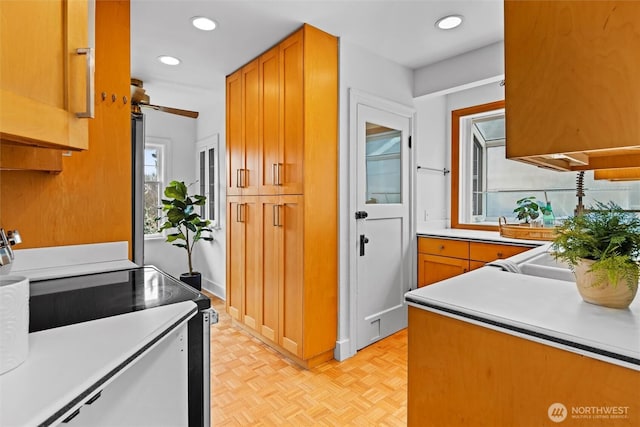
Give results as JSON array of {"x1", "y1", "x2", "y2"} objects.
[
  {"x1": 0, "y1": 301, "x2": 197, "y2": 426},
  {"x1": 416, "y1": 227, "x2": 545, "y2": 246},
  {"x1": 405, "y1": 245, "x2": 640, "y2": 371}
]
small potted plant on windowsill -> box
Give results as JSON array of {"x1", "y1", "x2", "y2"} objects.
[
  {"x1": 158, "y1": 180, "x2": 213, "y2": 290},
  {"x1": 551, "y1": 201, "x2": 640, "y2": 309},
  {"x1": 513, "y1": 196, "x2": 543, "y2": 226}
]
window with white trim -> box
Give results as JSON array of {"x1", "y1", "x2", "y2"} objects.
[
  {"x1": 197, "y1": 134, "x2": 220, "y2": 228},
  {"x1": 455, "y1": 103, "x2": 640, "y2": 228},
  {"x1": 143, "y1": 143, "x2": 164, "y2": 237}
]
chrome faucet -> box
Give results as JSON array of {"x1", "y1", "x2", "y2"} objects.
[
  {"x1": 574, "y1": 171, "x2": 585, "y2": 216},
  {"x1": 0, "y1": 228, "x2": 21, "y2": 266}
]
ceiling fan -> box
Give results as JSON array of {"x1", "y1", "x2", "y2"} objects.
[{"x1": 130, "y1": 78, "x2": 199, "y2": 119}]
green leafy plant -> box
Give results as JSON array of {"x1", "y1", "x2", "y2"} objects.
[
  {"x1": 551, "y1": 201, "x2": 640, "y2": 290},
  {"x1": 513, "y1": 196, "x2": 543, "y2": 224},
  {"x1": 159, "y1": 180, "x2": 213, "y2": 275}
]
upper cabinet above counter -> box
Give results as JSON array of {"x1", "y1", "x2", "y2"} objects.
[
  {"x1": 0, "y1": 0, "x2": 92, "y2": 152},
  {"x1": 504, "y1": 0, "x2": 640, "y2": 172}
]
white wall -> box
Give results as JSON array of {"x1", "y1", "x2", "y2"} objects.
[
  {"x1": 336, "y1": 39, "x2": 414, "y2": 360},
  {"x1": 413, "y1": 41, "x2": 504, "y2": 98},
  {"x1": 414, "y1": 81, "x2": 505, "y2": 230}
]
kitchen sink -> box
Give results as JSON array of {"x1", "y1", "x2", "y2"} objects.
[{"x1": 518, "y1": 252, "x2": 575, "y2": 282}]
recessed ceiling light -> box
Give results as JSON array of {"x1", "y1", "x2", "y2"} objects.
[
  {"x1": 192, "y1": 16, "x2": 217, "y2": 31},
  {"x1": 435, "y1": 15, "x2": 463, "y2": 30},
  {"x1": 158, "y1": 55, "x2": 181, "y2": 66}
]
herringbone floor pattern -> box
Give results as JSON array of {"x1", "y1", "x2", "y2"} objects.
[{"x1": 208, "y1": 296, "x2": 407, "y2": 426}]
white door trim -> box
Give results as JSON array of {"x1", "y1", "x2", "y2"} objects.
[{"x1": 346, "y1": 88, "x2": 416, "y2": 358}]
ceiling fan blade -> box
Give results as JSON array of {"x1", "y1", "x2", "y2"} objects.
[{"x1": 140, "y1": 104, "x2": 199, "y2": 119}]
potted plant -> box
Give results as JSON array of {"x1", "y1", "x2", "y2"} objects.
[
  {"x1": 513, "y1": 196, "x2": 543, "y2": 225},
  {"x1": 159, "y1": 180, "x2": 213, "y2": 290},
  {"x1": 551, "y1": 201, "x2": 640, "y2": 308}
]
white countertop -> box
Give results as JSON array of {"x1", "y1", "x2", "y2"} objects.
[
  {"x1": 405, "y1": 253, "x2": 640, "y2": 371},
  {"x1": 416, "y1": 227, "x2": 545, "y2": 246},
  {"x1": 0, "y1": 301, "x2": 197, "y2": 426}
]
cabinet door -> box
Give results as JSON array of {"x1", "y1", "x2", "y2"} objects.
[
  {"x1": 226, "y1": 197, "x2": 244, "y2": 321},
  {"x1": 279, "y1": 31, "x2": 304, "y2": 195},
  {"x1": 469, "y1": 242, "x2": 530, "y2": 263},
  {"x1": 242, "y1": 60, "x2": 260, "y2": 195},
  {"x1": 260, "y1": 196, "x2": 280, "y2": 342},
  {"x1": 258, "y1": 47, "x2": 280, "y2": 195},
  {"x1": 279, "y1": 195, "x2": 304, "y2": 357},
  {"x1": 0, "y1": 0, "x2": 89, "y2": 150},
  {"x1": 505, "y1": 1, "x2": 640, "y2": 170},
  {"x1": 418, "y1": 237, "x2": 469, "y2": 259},
  {"x1": 418, "y1": 254, "x2": 469, "y2": 287},
  {"x1": 226, "y1": 70, "x2": 243, "y2": 196},
  {"x1": 242, "y1": 198, "x2": 261, "y2": 331}
]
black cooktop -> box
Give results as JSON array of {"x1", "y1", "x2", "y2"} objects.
[{"x1": 29, "y1": 266, "x2": 210, "y2": 333}]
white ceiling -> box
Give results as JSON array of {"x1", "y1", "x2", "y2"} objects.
[{"x1": 130, "y1": 0, "x2": 504, "y2": 92}]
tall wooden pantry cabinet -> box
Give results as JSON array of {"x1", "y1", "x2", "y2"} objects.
[{"x1": 226, "y1": 24, "x2": 338, "y2": 368}]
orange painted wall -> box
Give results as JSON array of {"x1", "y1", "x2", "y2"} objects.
[{"x1": 0, "y1": 0, "x2": 132, "y2": 255}]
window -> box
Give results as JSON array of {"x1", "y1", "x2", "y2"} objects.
[
  {"x1": 452, "y1": 101, "x2": 640, "y2": 230},
  {"x1": 143, "y1": 143, "x2": 164, "y2": 236},
  {"x1": 197, "y1": 134, "x2": 220, "y2": 228},
  {"x1": 365, "y1": 124, "x2": 402, "y2": 204}
]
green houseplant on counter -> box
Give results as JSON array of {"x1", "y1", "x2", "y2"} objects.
[
  {"x1": 551, "y1": 201, "x2": 640, "y2": 308},
  {"x1": 159, "y1": 180, "x2": 213, "y2": 290},
  {"x1": 513, "y1": 196, "x2": 543, "y2": 225}
]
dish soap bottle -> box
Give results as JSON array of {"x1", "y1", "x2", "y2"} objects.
[{"x1": 542, "y1": 201, "x2": 555, "y2": 227}]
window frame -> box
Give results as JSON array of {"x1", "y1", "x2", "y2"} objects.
[
  {"x1": 143, "y1": 136, "x2": 172, "y2": 239},
  {"x1": 451, "y1": 100, "x2": 505, "y2": 231},
  {"x1": 196, "y1": 133, "x2": 220, "y2": 229}
]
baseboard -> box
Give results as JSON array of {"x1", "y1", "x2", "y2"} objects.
[
  {"x1": 334, "y1": 338, "x2": 355, "y2": 361},
  {"x1": 202, "y1": 278, "x2": 225, "y2": 300}
]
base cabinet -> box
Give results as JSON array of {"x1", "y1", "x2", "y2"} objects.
[
  {"x1": 408, "y1": 306, "x2": 640, "y2": 426},
  {"x1": 417, "y1": 236, "x2": 533, "y2": 287}
]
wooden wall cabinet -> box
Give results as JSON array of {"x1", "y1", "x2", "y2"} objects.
[
  {"x1": 226, "y1": 24, "x2": 338, "y2": 368},
  {"x1": 226, "y1": 61, "x2": 260, "y2": 196},
  {"x1": 0, "y1": 0, "x2": 91, "y2": 152},
  {"x1": 417, "y1": 236, "x2": 533, "y2": 287},
  {"x1": 505, "y1": 0, "x2": 640, "y2": 171},
  {"x1": 0, "y1": 0, "x2": 131, "y2": 251}
]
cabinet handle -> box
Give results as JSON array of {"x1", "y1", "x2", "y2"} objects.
[
  {"x1": 85, "y1": 391, "x2": 102, "y2": 405},
  {"x1": 236, "y1": 204, "x2": 242, "y2": 222},
  {"x1": 276, "y1": 163, "x2": 282, "y2": 186},
  {"x1": 236, "y1": 169, "x2": 241, "y2": 188},
  {"x1": 62, "y1": 408, "x2": 81, "y2": 423},
  {"x1": 75, "y1": 48, "x2": 95, "y2": 118},
  {"x1": 242, "y1": 169, "x2": 248, "y2": 188},
  {"x1": 273, "y1": 204, "x2": 282, "y2": 227},
  {"x1": 272, "y1": 163, "x2": 278, "y2": 186}
]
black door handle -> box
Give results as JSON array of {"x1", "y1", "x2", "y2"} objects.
[{"x1": 359, "y1": 234, "x2": 369, "y2": 256}]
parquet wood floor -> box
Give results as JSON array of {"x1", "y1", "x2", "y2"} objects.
[{"x1": 207, "y1": 295, "x2": 407, "y2": 426}]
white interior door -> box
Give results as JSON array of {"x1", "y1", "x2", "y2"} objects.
[{"x1": 355, "y1": 104, "x2": 411, "y2": 350}]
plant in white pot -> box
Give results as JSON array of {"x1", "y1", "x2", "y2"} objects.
[
  {"x1": 159, "y1": 180, "x2": 213, "y2": 290},
  {"x1": 513, "y1": 196, "x2": 543, "y2": 225},
  {"x1": 551, "y1": 201, "x2": 640, "y2": 308}
]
